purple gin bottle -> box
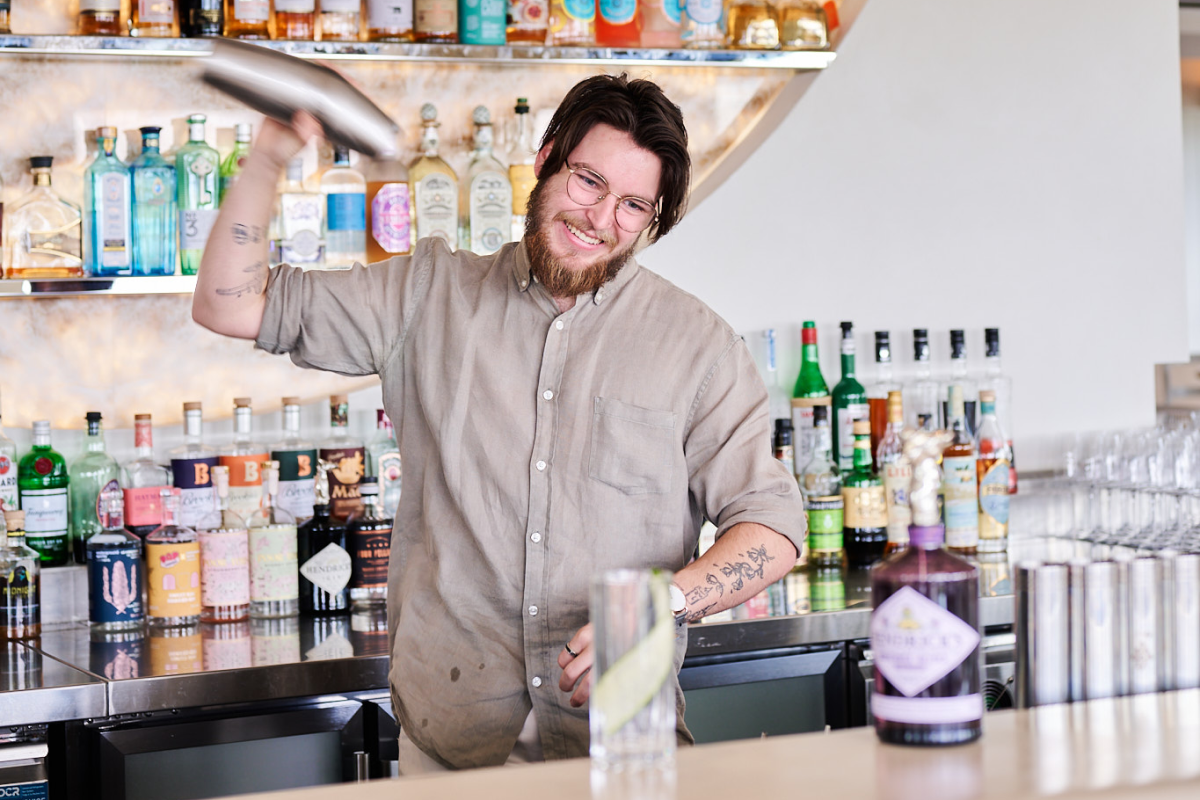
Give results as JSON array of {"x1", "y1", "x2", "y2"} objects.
[{"x1": 870, "y1": 429, "x2": 982, "y2": 746}]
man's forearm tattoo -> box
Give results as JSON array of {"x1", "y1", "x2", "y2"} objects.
[
  {"x1": 231, "y1": 223, "x2": 265, "y2": 246},
  {"x1": 716, "y1": 545, "x2": 777, "y2": 594},
  {"x1": 215, "y1": 261, "x2": 267, "y2": 298}
]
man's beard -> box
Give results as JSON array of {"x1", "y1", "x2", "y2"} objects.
[{"x1": 524, "y1": 180, "x2": 635, "y2": 298}]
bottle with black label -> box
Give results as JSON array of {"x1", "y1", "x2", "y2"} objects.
[
  {"x1": 87, "y1": 489, "x2": 144, "y2": 632},
  {"x1": 349, "y1": 477, "x2": 390, "y2": 609},
  {"x1": 318, "y1": 394, "x2": 364, "y2": 523},
  {"x1": 298, "y1": 461, "x2": 351, "y2": 615},
  {"x1": 842, "y1": 420, "x2": 887, "y2": 568}
]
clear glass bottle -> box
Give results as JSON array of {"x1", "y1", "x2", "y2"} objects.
[
  {"x1": 680, "y1": 0, "x2": 722, "y2": 48},
  {"x1": 5, "y1": 156, "x2": 84, "y2": 279},
  {"x1": 318, "y1": 395, "x2": 365, "y2": 522},
  {"x1": 223, "y1": 0, "x2": 271, "y2": 37},
  {"x1": 461, "y1": 105, "x2": 512, "y2": 255},
  {"x1": 366, "y1": 409, "x2": 401, "y2": 519},
  {"x1": 219, "y1": 397, "x2": 269, "y2": 518},
  {"x1": 197, "y1": 466, "x2": 251, "y2": 623},
  {"x1": 546, "y1": 0, "x2": 592, "y2": 43},
  {"x1": 841, "y1": 420, "x2": 887, "y2": 568},
  {"x1": 0, "y1": 392, "x2": 18, "y2": 514},
  {"x1": 348, "y1": 477, "x2": 390, "y2": 608},
  {"x1": 180, "y1": 0, "x2": 224, "y2": 35},
  {"x1": 508, "y1": 98, "x2": 537, "y2": 242},
  {"x1": 79, "y1": 0, "x2": 123, "y2": 34},
  {"x1": 942, "y1": 385, "x2": 979, "y2": 554},
  {"x1": 84, "y1": 126, "x2": 134, "y2": 277},
  {"x1": 274, "y1": 0, "x2": 316, "y2": 38},
  {"x1": 408, "y1": 104, "x2": 459, "y2": 249},
  {"x1": 876, "y1": 391, "x2": 910, "y2": 556},
  {"x1": 298, "y1": 462, "x2": 351, "y2": 615},
  {"x1": 321, "y1": 146, "x2": 367, "y2": 269},
  {"x1": 219, "y1": 123, "x2": 253, "y2": 204},
  {"x1": 366, "y1": 0, "x2": 414, "y2": 40},
  {"x1": 69, "y1": 412, "x2": 121, "y2": 565},
  {"x1": 88, "y1": 490, "x2": 145, "y2": 632},
  {"x1": 121, "y1": 414, "x2": 172, "y2": 539},
  {"x1": 17, "y1": 421, "x2": 69, "y2": 567},
  {"x1": 146, "y1": 488, "x2": 202, "y2": 629},
  {"x1": 791, "y1": 321, "x2": 830, "y2": 477},
  {"x1": 506, "y1": 0, "x2": 546, "y2": 43},
  {"x1": 832, "y1": 321, "x2": 868, "y2": 473},
  {"x1": 131, "y1": 126, "x2": 178, "y2": 276},
  {"x1": 940, "y1": 329, "x2": 977, "y2": 436},
  {"x1": 459, "y1": 0, "x2": 505, "y2": 43},
  {"x1": 0, "y1": 511, "x2": 41, "y2": 641},
  {"x1": 319, "y1": 0, "x2": 362, "y2": 39},
  {"x1": 247, "y1": 461, "x2": 300, "y2": 619},
  {"x1": 975, "y1": 390, "x2": 1011, "y2": 553},
  {"x1": 365, "y1": 145, "x2": 412, "y2": 263},
  {"x1": 726, "y1": 0, "x2": 777, "y2": 48},
  {"x1": 414, "y1": 0, "x2": 457, "y2": 41},
  {"x1": 801, "y1": 405, "x2": 843, "y2": 567},
  {"x1": 274, "y1": 158, "x2": 324, "y2": 267},
  {"x1": 979, "y1": 328, "x2": 1016, "y2": 494},
  {"x1": 131, "y1": 0, "x2": 180, "y2": 35},
  {"x1": 775, "y1": 0, "x2": 825, "y2": 49},
  {"x1": 176, "y1": 114, "x2": 221, "y2": 276},
  {"x1": 638, "y1": 0, "x2": 680, "y2": 46},
  {"x1": 270, "y1": 397, "x2": 318, "y2": 522},
  {"x1": 168, "y1": 402, "x2": 219, "y2": 531},
  {"x1": 905, "y1": 329, "x2": 939, "y2": 432}
]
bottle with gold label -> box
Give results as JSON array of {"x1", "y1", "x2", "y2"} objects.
[
  {"x1": 146, "y1": 488, "x2": 202, "y2": 628},
  {"x1": 318, "y1": 395, "x2": 365, "y2": 522},
  {"x1": 223, "y1": 0, "x2": 271, "y2": 37},
  {"x1": 725, "y1": 0, "x2": 776, "y2": 48},
  {"x1": 508, "y1": 98, "x2": 537, "y2": 243},
  {"x1": 975, "y1": 390, "x2": 1011, "y2": 552},
  {"x1": 842, "y1": 420, "x2": 887, "y2": 568},
  {"x1": 0, "y1": 511, "x2": 41, "y2": 641},
  {"x1": 131, "y1": 0, "x2": 179, "y2": 35},
  {"x1": 775, "y1": 0, "x2": 826, "y2": 49},
  {"x1": 319, "y1": 0, "x2": 362, "y2": 40},
  {"x1": 414, "y1": 0, "x2": 457, "y2": 40},
  {"x1": 801, "y1": 406, "x2": 843, "y2": 567},
  {"x1": 942, "y1": 385, "x2": 979, "y2": 554},
  {"x1": 877, "y1": 391, "x2": 911, "y2": 556},
  {"x1": 408, "y1": 104, "x2": 459, "y2": 250},
  {"x1": 79, "y1": 0, "x2": 123, "y2": 34}
]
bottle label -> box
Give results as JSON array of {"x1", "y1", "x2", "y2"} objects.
[
  {"x1": 137, "y1": 0, "x2": 175, "y2": 25},
  {"x1": 234, "y1": 0, "x2": 270, "y2": 20},
  {"x1": 942, "y1": 455, "x2": 979, "y2": 547},
  {"x1": 20, "y1": 487, "x2": 68, "y2": 536},
  {"x1": 219, "y1": 453, "x2": 269, "y2": 518},
  {"x1": 978, "y1": 459, "x2": 1011, "y2": 538},
  {"x1": 123, "y1": 486, "x2": 168, "y2": 529},
  {"x1": 280, "y1": 192, "x2": 323, "y2": 263},
  {"x1": 149, "y1": 629, "x2": 202, "y2": 674},
  {"x1": 371, "y1": 183, "x2": 412, "y2": 254},
  {"x1": 202, "y1": 630, "x2": 251, "y2": 671},
  {"x1": 367, "y1": 0, "x2": 413, "y2": 27},
  {"x1": 415, "y1": 173, "x2": 458, "y2": 246},
  {"x1": 179, "y1": 208, "x2": 219, "y2": 251},
  {"x1": 561, "y1": 0, "x2": 594, "y2": 21},
  {"x1": 146, "y1": 541, "x2": 201, "y2": 618},
  {"x1": 327, "y1": 192, "x2": 366, "y2": 233},
  {"x1": 272, "y1": 448, "x2": 317, "y2": 520},
  {"x1": 684, "y1": 0, "x2": 720, "y2": 24},
  {"x1": 198, "y1": 529, "x2": 250, "y2": 607},
  {"x1": 2, "y1": 559, "x2": 39, "y2": 625},
  {"x1": 0, "y1": 453, "x2": 17, "y2": 512},
  {"x1": 507, "y1": 0, "x2": 547, "y2": 28},
  {"x1": 882, "y1": 463, "x2": 912, "y2": 543},
  {"x1": 836, "y1": 403, "x2": 868, "y2": 467},
  {"x1": 94, "y1": 478, "x2": 121, "y2": 524},
  {"x1": 661, "y1": 0, "x2": 681, "y2": 25},
  {"x1": 843, "y1": 484, "x2": 887, "y2": 530},
  {"x1": 250, "y1": 524, "x2": 299, "y2": 602},
  {"x1": 351, "y1": 525, "x2": 391, "y2": 588},
  {"x1": 459, "y1": 0, "x2": 506, "y2": 42},
  {"x1": 99, "y1": 173, "x2": 131, "y2": 268},
  {"x1": 80, "y1": 0, "x2": 121, "y2": 10},
  {"x1": 469, "y1": 171, "x2": 512, "y2": 254},
  {"x1": 275, "y1": 0, "x2": 316, "y2": 11},
  {"x1": 319, "y1": 447, "x2": 365, "y2": 520},
  {"x1": 300, "y1": 542, "x2": 352, "y2": 596},
  {"x1": 805, "y1": 495, "x2": 843, "y2": 553},
  {"x1": 509, "y1": 164, "x2": 536, "y2": 216},
  {"x1": 88, "y1": 546, "x2": 143, "y2": 624},
  {"x1": 170, "y1": 456, "x2": 218, "y2": 529},
  {"x1": 415, "y1": 0, "x2": 457, "y2": 31},
  {"x1": 599, "y1": 0, "x2": 635, "y2": 24},
  {"x1": 322, "y1": 0, "x2": 360, "y2": 10}
]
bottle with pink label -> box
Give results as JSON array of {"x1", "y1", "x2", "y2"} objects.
[
  {"x1": 247, "y1": 461, "x2": 299, "y2": 619},
  {"x1": 870, "y1": 429, "x2": 981, "y2": 746},
  {"x1": 121, "y1": 413, "x2": 172, "y2": 540},
  {"x1": 196, "y1": 466, "x2": 251, "y2": 623}
]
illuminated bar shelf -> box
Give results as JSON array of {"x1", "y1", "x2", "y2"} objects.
[{"x1": 0, "y1": 275, "x2": 198, "y2": 297}]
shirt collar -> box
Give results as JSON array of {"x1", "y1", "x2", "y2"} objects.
[{"x1": 512, "y1": 238, "x2": 641, "y2": 306}]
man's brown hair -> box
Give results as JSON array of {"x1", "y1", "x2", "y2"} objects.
[{"x1": 537, "y1": 74, "x2": 690, "y2": 243}]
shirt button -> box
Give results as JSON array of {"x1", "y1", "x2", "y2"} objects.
[
  {"x1": 542, "y1": 390, "x2": 554, "y2": 400},
  {"x1": 529, "y1": 605, "x2": 539, "y2": 616},
  {"x1": 520, "y1": 280, "x2": 528, "y2": 289},
  {"x1": 531, "y1": 532, "x2": 542, "y2": 543},
  {"x1": 596, "y1": 291, "x2": 605, "y2": 301},
  {"x1": 532, "y1": 677, "x2": 543, "y2": 688},
  {"x1": 536, "y1": 460, "x2": 546, "y2": 471},
  {"x1": 555, "y1": 320, "x2": 564, "y2": 330}
]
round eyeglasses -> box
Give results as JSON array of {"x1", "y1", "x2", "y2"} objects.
[{"x1": 564, "y1": 163, "x2": 658, "y2": 234}]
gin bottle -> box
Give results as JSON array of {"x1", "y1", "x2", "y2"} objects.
[
  {"x1": 274, "y1": 0, "x2": 316, "y2": 39},
  {"x1": 801, "y1": 406, "x2": 843, "y2": 567},
  {"x1": 146, "y1": 488, "x2": 202, "y2": 628},
  {"x1": 458, "y1": 0, "x2": 505, "y2": 43},
  {"x1": 168, "y1": 402, "x2": 219, "y2": 530},
  {"x1": 460, "y1": 106, "x2": 512, "y2": 255},
  {"x1": 219, "y1": 397, "x2": 269, "y2": 518},
  {"x1": 247, "y1": 461, "x2": 299, "y2": 619},
  {"x1": 791, "y1": 321, "x2": 830, "y2": 476},
  {"x1": 69, "y1": 411, "x2": 121, "y2": 564},
  {"x1": 0, "y1": 393, "x2": 17, "y2": 514},
  {"x1": 298, "y1": 461, "x2": 351, "y2": 615},
  {"x1": 18, "y1": 420, "x2": 70, "y2": 567},
  {"x1": 87, "y1": 490, "x2": 144, "y2": 632},
  {"x1": 866, "y1": 331, "x2": 900, "y2": 469},
  {"x1": 5, "y1": 157, "x2": 83, "y2": 279},
  {"x1": 366, "y1": 409, "x2": 401, "y2": 519},
  {"x1": 980, "y1": 328, "x2": 1016, "y2": 493},
  {"x1": 0, "y1": 511, "x2": 41, "y2": 640},
  {"x1": 408, "y1": 104, "x2": 459, "y2": 249},
  {"x1": 84, "y1": 126, "x2": 133, "y2": 277},
  {"x1": 219, "y1": 123, "x2": 253, "y2": 203},
  {"x1": 275, "y1": 159, "x2": 324, "y2": 268},
  {"x1": 349, "y1": 478, "x2": 390, "y2": 609},
  {"x1": 120, "y1": 414, "x2": 172, "y2": 539},
  {"x1": 366, "y1": 146, "x2": 412, "y2": 264},
  {"x1": 366, "y1": 0, "x2": 413, "y2": 39},
  {"x1": 841, "y1": 420, "x2": 887, "y2": 568},
  {"x1": 223, "y1": 0, "x2": 271, "y2": 37},
  {"x1": 319, "y1": 0, "x2": 362, "y2": 39},
  {"x1": 832, "y1": 321, "x2": 868, "y2": 472},
  {"x1": 270, "y1": 397, "x2": 318, "y2": 521},
  {"x1": 318, "y1": 395, "x2": 365, "y2": 522},
  {"x1": 131, "y1": 126, "x2": 178, "y2": 276},
  {"x1": 905, "y1": 329, "x2": 938, "y2": 431},
  {"x1": 508, "y1": 98, "x2": 537, "y2": 242},
  {"x1": 130, "y1": 0, "x2": 179, "y2": 35},
  {"x1": 196, "y1": 466, "x2": 251, "y2": 623},
  {"x1": 320, "y1": 146, "x2": 367, "y2": 269},
  {"x1": 876, "y1": 391, "x2": 911, "y2": 556},
  {"x1": 939, "y1": 330, "x2": 977, "y2": 436},
  {"x1": 942, "y1": 385, "x2": 979, "y2": 554},
  {"x1": 975, "y1": 390, "x2": 1011, "y2": 553},
  {"x1": 176, "y1": 114, "x2": 221, "y2": 276}
]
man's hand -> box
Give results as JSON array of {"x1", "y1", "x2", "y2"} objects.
[{"x1": 558, "y1": 624, "x2": 594, "y2": 708}]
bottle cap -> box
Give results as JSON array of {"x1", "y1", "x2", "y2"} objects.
[
  {"x1": 515, "y1": 97, "x2": 530, "y2": 113},
  {"x1": 360, "y1": 476, "x2": 380, "y2": 495},
  {"x1": 29, "y1": 156, "x2": 53, "y2": 169},
  {"x1": 234, "y1": 122, "x2": 253, "y2": 141},
  {"x1": 282, "y1": 396, "x2": 300, "y2": 406},
  {"x1": 874, "y1": 331, "x2": 891, "y2": 363},
  {"x1": 950, "y1": 329, "x2": 966, "y2": 359},
  {"x1": 333, "y1": 145, "x2": 351, "y2": 164},
  {"x1": 472, "y1": 105, "x2": 491, "y2": 126},
  {"x1": 135, "y1": 413, "x2": 151, "y2": 421},
  {"x1": 140, "y1": 125, "x2": 162, "y2": 136},
  {"x1": 420, "y1": 103, "x2": 438, "y2": 122},
  {"x1": 813, "y1": 405, "x2": 828, "y2": 425},
  {"x1": 286, "y1": 158, "x2": 304, "y2": 183},
  {"x1": 98, "y1": 126, "x2": 118, "y2": 139},
  {"x1": 3, "y1": 510, "x2": 24, "y2": 529},
  {"x1": 183, "y1": 401, "x2": 202, "y2": 412},
  {"x1": 188, "y1": 113, "x2": 207, "y2": 124},
  {"x1": 801, "y1": 323, "x2": 817, "y2": 345},
  {"x1": 86, "y1": 411, "x2": 102, "y2": 423},
  {"x1": 979, "y1": 390, "x2": 996, "y2": 403},
  {"x1": 774, "y1": 418, "x2": 793, "y2": 447},
  {"x1": 234, "y1": 397, "x2": 253, "y2": 408},
  {"x1": 985, "y1": 328, "x2": 1001, "y2": 358},
  {"x1": 853, "y1": 420, "x2": 871, "y2": 436},
  {"x1": 840, "y1": 321, "x2": 853, "y2": 338},
  {"x1": 887, "y1": 390, "x2": 903, "y2": 422},
  {"x1": 32, "y1": 420, "x2": 50, "y2": 435}
]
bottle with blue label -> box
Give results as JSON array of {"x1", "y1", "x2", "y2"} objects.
[
  {"x1": 130, "y1": 126, "x2": 178, "y2": 276},
  {"x1": 458, "y1": 0, "x2": 505, "y2": 43},
  {"x1": 320, "y1": 145, "x2": 367, "y2": 270},
  {"x1": 596, "y1": 0, "x2": 639, "y2": 45},
  {"x1": 83, "y1": 126, "x2": 133, "y2": 277},
  {"x1": 941, "y1": 385, "x2": 979, "y2": 553},
  {"x1": 88, "y1": 489, "x2": 144, "y2": 632},
  {"x1": 975, "y1": 390, "x2": 1011, "y2": 552},
  {"x1": 168, "y1": 402, "x2": 219, "y2": 531},
  {"x1": 680, "y1": 0, "x2": 722, "y2": 47}
]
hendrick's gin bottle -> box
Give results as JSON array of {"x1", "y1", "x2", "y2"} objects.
[{"x1": 298, "y1": 460, "x2": 350, "y2": 615}]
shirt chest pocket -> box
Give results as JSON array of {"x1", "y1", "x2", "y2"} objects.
[{"x1": 588, "y1": 397, "x2": 676, "y2": 495}]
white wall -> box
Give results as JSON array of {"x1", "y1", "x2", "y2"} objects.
[{"x1": 640, "y1": 0, "x2": 1190, "y2": 471}]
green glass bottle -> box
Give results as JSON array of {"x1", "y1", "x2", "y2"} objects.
[
  {"x1": 18, "y1": 421, "x2": 70, "y2": 567},
  {"x1": 801, "y1": 405, "x2": 842, "y2": 567},
  {"x1": 176, "y1": 113, "x2": 221, "y2": 276},
  {"x1": 841, "y1": 420, "x2": 887, "y2": 568},
  {"x1": 831, "y1": 321, "x2": 868, "y2": 472},
  {"x1": 69, "y1": 412, "x2": 120, "y2": 565},
  {"x1": 219, "y1": 123, "x2": 253, "y2": 204},
  {"x1": 791, "y1": 320, "x2": 830, "y2": 477}
]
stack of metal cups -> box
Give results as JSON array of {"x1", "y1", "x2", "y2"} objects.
[{"x1": 1015, "y1": 552, "x2": 1200, "y2": 708}]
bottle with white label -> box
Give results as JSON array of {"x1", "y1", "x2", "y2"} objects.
[
  {"x1": 831, "y1": 321, "x2": 868, "y2": 473},
  {"x1": 321, "y1": 146, "x2": 367, "y2": 269},
  {"x1": 176, "y1": 114, "x2": 221, "y2": 275},
  {"x1": 83, "y1": 126, "x2": 133, "y2": 277},
  {"x1": 941, "y1": 385, "x2": 979, "y2": 553},
  {"x1": 219, "y1": 397, "x2": 269, "y2": 518},
  {"x1": 974, "y1": 390, "x2": 1011, "y2": 552},
  {"x1": 247, "y1": 461, "x2": 300, "y2": 619},
  {"x1": 367, "y1": 0, "x2": 414, "y2": 39},
  {"x1": 270, "y1": 397, "x2": 318, "y2": 521},
  {"x1": 0, "y1": 392, "x2": 18, "y2": 514},
  {"x1": 196, "y1": 465, "x2": 251, "y2": 623},
  {"x1": 408, "y1": 103, "x2": 459, "y2": 249},
  {"x1": 168, "y1": 402, "x2": 219, "y2": 531},
  {"x1": 223, "y1": 0, "x2": 271, "y2": 37},
  {"x1": 876, "y1": 391, "x2": 911, "y2": 556},
  {"x1": 18, "y1": 420, "x2": 70, "y2": 567},
  {"x1": 319, "y1": 0, "x2": 362, "y2": 39},
  {"x1": 298, "y1": 461, "x2": 351, "y2": 615},
  {"x1": 460, "y1": 105, "x2": 512, "y2": 255},
  {"x1": 274, "y1": 0, "x2": 316, "y2": 38},
  {"x1": 274, "y1": 158, "x2": 324, "y2": 267}
]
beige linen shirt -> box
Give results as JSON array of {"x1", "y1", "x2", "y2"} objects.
[{"x1": 256, "y1": 238, "x2": 806, "y2": 769}]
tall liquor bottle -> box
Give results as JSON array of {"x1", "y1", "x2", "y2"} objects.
[
  {"x1": 5, "y1": 157, "x2": 83, "y2": 279},
  {"x1": 506, "y1": 0, "x2": 546, "y2": 42},
  {"x1": 0, "y1": 511, "x2": 40, "y2": 641},
  {"x1": 866, "y1": 331, "x2": 900, "y2": 468},
  {"x1": 348, "y1": 477, "x2": 390, "y2": 608},
  {"x1": 0, "y1": 394, "x2": 17, "y2": 513},
  {"x1": 876, "y1": 391, "x2": 910, "y2": 556},
  {"x1": 942, "y1": 385, "x2": 979, "y2": 554},
  {"x1": 79, "y1": 0, "x2": 122, "y2": 33},
  {"x1": 870, "y1": 430, "x2": 981, "y2": 747},
  {"x1": 176, "y1": 114, "x2": 221, "y2": 276},
  {"x1": 247, "y1": 461, "x2": 299, "y2": 618},
  {"x1": 219, "y1": 123, "x2": 253, "y2": 203},
  {"x1": 726, "y1": 0, "x2": 777, "y2": 48},
  {"x1": 905, "y1": 329, "x2": 938, "y2": 431},
  {"x1": 975, "y1": 391, "x2": 1011, "y2": 553},
  {"x1": 596, "y1": 0, "x2": 640, "y2": 45},
  {"x1": 130, "y1": 127, "x2": 178, "y2": 276},
  {"x1": 319, "y1": 395, "x2": 365, "y2": 522},
  {"x1": 842, "y1": 421, "x2": 886, "y2": 567},
  {"x1": 366, "y1": 147, "x2": 412, "y2": 263},
  {"x1": 275, "y1": 0, "x2": 316, "y2": 38},
  {"x1": 271, "y1": 397, "x2": 318, "y2": 521},
  {"x1": 680, "y1": 0, "x2": 723, "y2": 47},
  {"x1": 801, "y1": 406, "x2": 842, "y2": 567},
  {"x1": 298, "y1": 462, "x2": 351, "y2": 615},
  {"x1": 275, "y1": 158, "x2": 324, "y2": 267},
  {"x1": 120, "y1": 414, "x2": 171, "y2": 539},
  {"x1": 940, "y1": 329, "x2": 977, "y2": 436},
  {"x1": 414, "y1": 0, "x2": 457, "y2": 40},
  {"x1": 980, "y1": 328, "x2": 1016, "y2": 494},
  {"x1": 545, "y1": 0, "x2": 592, "y2": 43},
  {"x1": 791, "y1": 321, "x2": 830, "y2": 477},
  {"x1": 69, "y1": 412, "x2": 121, "y2": 564},
  {"x1": 83, "y1": 126, "x2": 133, "y2": 277},
  {"x1": 366, "y1": 410, "x2": 401, "y2": 519},
  {"x1": 762, "y1": 329, "x2": 790, "y2": 423},
  {"x1": 0, "y1": 0, "x2": 9, "y2": 32},
  {"x1": 366, "y1": 0, "x2": 414, "y2": 39},
  {"x1": 146, "y1": 489, "x2": 202, "y2": 628},
  {"x1": 831, "y1": 321, "x2": 868, "y2": 472},
  {"x1": 319, "y1": 0, "x2": 362, "y2": 39},
  {"x1": 409, "y1": 104, "x2": 459, "y2": 249},
  {"x1": 180, "y1": 0, "x2": 224, "y2": 34},
  {"x1": 223, "y1": 0, "x2": 271, "y2": 37},
  {"x1": 321, "y1": 146, "x2": 367, "y2": 269},
  {"x1": 773, "y1": 419, "x2": 794, "y2": 479},
  {"x1": 196, "y1": 466, "x2": 251, "y2": 623},
  {"x1": 168, "y1": 402, "x2": 219, "y2": 530},
  {"x1": 461, "y1": 106, "x2": 512, "y2": 255},
  {"x1": 220, "y1": 398, "x2": 270, "y2": 518},
  {"x1": 130, "y1": 0, "x2": 179, "y2": 35},
  {"x1": 459, "y1": 0, "x2": 505, "y2": 43},
  {"x1": 639, "y1": 0, "x2": 681, "y2": 46},
  {"x1": 776, "y1": 0, "x2": 826, "y2": 49},
  {"x1": 508, "y1": 99, "x2": 537, "y2": 242},
  {"x1": 18, "y1": 421, "x2": 70, "y2": 567},
  {"x1": 87, "y1": 491, "x2": 144, "y2": 632}
]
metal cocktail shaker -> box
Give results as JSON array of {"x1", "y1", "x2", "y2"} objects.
[{"x1": 201, "y1": 38, "x2": 400, "y2": 158}]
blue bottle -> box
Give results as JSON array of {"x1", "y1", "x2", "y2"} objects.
[
  {"x1": 458, "y1": 0, "x2": 505, "y2": 44},
  {"x1": 87, "y1": 490, "x2": 145, "y2": 632},
  {"x1": 83, "y1": 126, "x2": 133, "y2": 277},
  {"x1": 130, "y1": 126, "x2": 178, "y2": 276}
]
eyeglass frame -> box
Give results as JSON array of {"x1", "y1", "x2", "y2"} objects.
[{"x1": 563, "y1": 162, "x2": 659, "y2": 233}]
